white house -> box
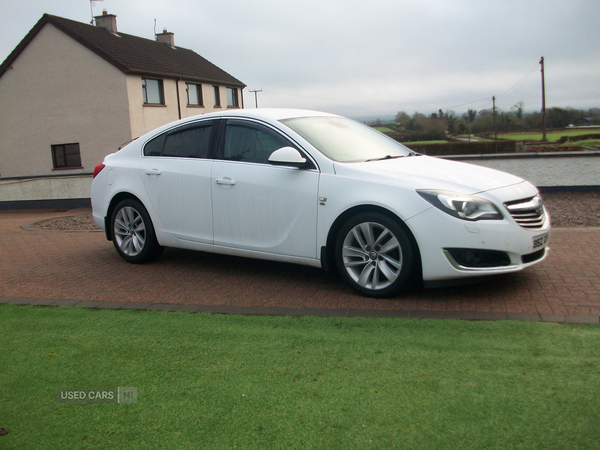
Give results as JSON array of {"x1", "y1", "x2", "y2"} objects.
[{"x1": 0, "y1": 12, "x2": 246, "y2": 208}]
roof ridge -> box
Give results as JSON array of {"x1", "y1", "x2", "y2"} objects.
[{"x1": 1, "y1": 13, "x2": 245, "y2": 87}]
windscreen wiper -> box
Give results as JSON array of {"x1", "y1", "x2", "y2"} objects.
[{"x1": 365, "y1": 154, "x2": 405, "y2": 162}]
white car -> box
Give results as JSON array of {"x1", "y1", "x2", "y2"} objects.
[{"x1": 91, "y1": 109, "x2": 550, "y2": 297}]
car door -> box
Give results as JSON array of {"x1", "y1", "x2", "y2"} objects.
[
  {"x1": 140, "y1": 120, "x2": 215, "y2": 243},
  {"x1": 211, "y1": 119, "x2": 320, "y2": 259}
]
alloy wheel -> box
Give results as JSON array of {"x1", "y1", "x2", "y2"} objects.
[
  {"x1": 113, "y1": 206, "x2": 147, "y2": 257},
  {"x1": 341, "y1": 221, "x2": 403, "y2": 291}
]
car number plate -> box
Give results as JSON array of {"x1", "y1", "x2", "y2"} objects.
[{"x1": 533, "y1": 232, "x2": 550, "y2": 250}]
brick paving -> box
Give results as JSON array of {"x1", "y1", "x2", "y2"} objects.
[{"x1": 1, "y1": 208, "x2": 599, "y2": 324}]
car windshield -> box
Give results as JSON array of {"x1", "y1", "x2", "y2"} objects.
[{"x1": 281, "y1": 116, "x2": 412, "y2": 162}]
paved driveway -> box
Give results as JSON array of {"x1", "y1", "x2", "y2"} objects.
[{"x1": 1, "y1": 208, "x2": 599, "y2": 324}]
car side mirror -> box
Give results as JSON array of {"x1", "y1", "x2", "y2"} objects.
[{"x1": 268, "y1": 147, "x2": 307, "y2": 168}]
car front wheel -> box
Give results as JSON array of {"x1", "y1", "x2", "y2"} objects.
[
  {"x1": 335, "y1": 213, "x2": 415, "y2": 298},
  {"x1": 111, "y1": 199, "x2": 163, "y2": 264}
]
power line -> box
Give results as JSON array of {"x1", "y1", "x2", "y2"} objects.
[
  {"x1": 259, "y1": 60, "x2": 544, "y2": 113},
  {"x1": 495, "y1": 62, "x2": 539, "y2": 99}
]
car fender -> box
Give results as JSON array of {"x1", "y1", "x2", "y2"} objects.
[{"x1": 316, "y1": 171, "x2": 430, "y2": 268}]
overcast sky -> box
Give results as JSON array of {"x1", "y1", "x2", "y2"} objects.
[{"x1": 1, "y1": 0, "x2": 599, "y2": 120}]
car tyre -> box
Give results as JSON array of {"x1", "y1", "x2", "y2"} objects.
[
  {"x1": 335, "y1": 212, "x2": 415, "y2": 298},
  {"x1": 111, "y1": 199, "x2": 163, "y2": 264}
]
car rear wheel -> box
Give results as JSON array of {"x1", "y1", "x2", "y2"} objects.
[
  {"x1": 111, "y1": 199, "x2": 163, "y2": 263},
  {"x1": 335, "y1": 213, "x2": 415, "y2": 298}
]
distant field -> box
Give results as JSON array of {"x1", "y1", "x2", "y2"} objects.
[
  {"x1": 561, "y1": 139, "x2": 600, "y2": 148},
  {"x1": 401, "y1": 140, "x2": 447, "y2": 145},
  {"x1": 499, "y1": 129, "x2": 600, "y2": 141},
  {"x1": 456, "y1": 136, "x2": 494, "y2": 142},
  {"x1": 375, "y1": 126, "x2": 396, "y2": 133}
]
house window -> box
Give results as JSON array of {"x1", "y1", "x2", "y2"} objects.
[
  {"x1": 227, "y1": 87, "x2": 239, "y2": 108},
  {"x1": 186, "y1": 83, "x2": 203, "y2": 106},
  {"x1": 51, "y1": 143, "x2": 82, "y2": 169},
  {"x1": 142, "y1": 78, "x2": 164, "y2": 105},
  {"x1": 213, "y1": 86, "x2": 221, "y2": 107}
]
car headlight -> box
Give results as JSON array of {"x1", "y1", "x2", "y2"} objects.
[{"x1": 417, "y1": 189, "x2": 503, "y2": 221}]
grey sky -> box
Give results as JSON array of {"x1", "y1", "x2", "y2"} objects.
[{"x1": 1, "y1": 0, "x2": 598, "y2": 119}]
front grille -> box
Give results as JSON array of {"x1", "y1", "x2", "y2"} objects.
[{"x1": 504, "y1": 195, "x2": 547, "y2": 229}]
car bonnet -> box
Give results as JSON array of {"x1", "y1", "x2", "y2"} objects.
[{"x1": 332, "y1": 155, "x2": 525, "y2": 195}]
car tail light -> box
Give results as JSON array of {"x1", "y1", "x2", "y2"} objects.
[{"x1": 93, "y1": 163, "x2": 106, "y2": 179}]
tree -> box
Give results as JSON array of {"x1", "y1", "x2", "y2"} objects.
[
  {"x1": 395, "y1": 111, "x2": 410, "y2": 127},
  {"x1": 525, "y1": 112, "x2": 542, "y2": 129},
  {"x1": 444, "y1": 110, "x2": 457, "y2": 135},
  {"x1": 511, "y1": 102, "x2": 524, "y2": 120},
  {"x1": 467, "y1": 109, "x2": 477, "y2": 122},
  {"x1": 588, "y1": 108, "x2": 600, "y2": 120},
  {"x1": 546, "y1": 107, "x2": 573, "y2": 128},
  {"x1": 499, "y1": 112, "x2": 513, "y2": 132}
]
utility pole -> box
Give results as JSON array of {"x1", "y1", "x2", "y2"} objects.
[
  {"x1": 493, "y1": 96, "x2": 497, "y2": 140},
  {"x1": 249, "y1": 89, "x2": 262, "y2": 108},
  {"x1": 467, "y1": 112, "x2": 471, "y2": 142},
  {"x1": 540, "y1": 56, "x2": 546, "y2": 142},
  {"x1": 493, "y1": 96, "x2": 498, "y2": 153}
]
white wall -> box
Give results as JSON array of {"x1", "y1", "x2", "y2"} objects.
[
  {"x1": 450, "y1": 153, "x2": 600, "y2": 187},
  {"x1": 0, "y1": 23, "x2": 132, "y2": 178},
  {"x1": 2, "y1": 154, "x2": 598, "y2": 207},
  {"x1": 0, "y1": 175, "x2": 92, "y2": 201}
]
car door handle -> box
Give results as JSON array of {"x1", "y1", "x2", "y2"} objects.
[
  {"x1": 145, "y1": 169, "x2": 162, "y2": 176},
  {"x1": 216, "y1": 178, "x2": 236, "y2": 186}
]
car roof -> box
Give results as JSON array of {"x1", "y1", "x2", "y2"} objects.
[
  {"x1": 195, "y1": 108, "x2": 339, "y2": 122},
  {"x1": 131, "y1": 108, "x2": 340, "y2": 147}
]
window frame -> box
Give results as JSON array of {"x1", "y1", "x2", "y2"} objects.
[
  {"x1": 218, "y1": 119, "x2": 315, "y2": 169},
  {"x1": 142, "y1": 77, "x2": 165, "y2": 105},
  {"x1": 186, "y1": 82, "x2": 203, "y2": 107},
  {"x1": 51, "y1": 143, "x2": 82, "y2": 170},
  {"x1": 226, "y1": 87, "x2": 239, "y2": 108},
  {"x1": 143, "y1": 120, "x2": 217, "y2": 159},
  {"x1": 213, "y1": 86, "x2": 221, "y2": 107}
]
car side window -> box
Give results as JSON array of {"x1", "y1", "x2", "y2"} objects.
[
  {"x1": 144, "y1": 133, "x2": 165, "y2": 156},
  {"x1": 223, "y1": 120, "x2": 292, "y2": 164},
  {"x1": 143, "y1": 122, "x2": 213, "y2": 158}
]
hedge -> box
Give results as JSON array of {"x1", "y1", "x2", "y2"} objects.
[{"x1": 401, "y1": 141, "x2": 517, "y2": 156}]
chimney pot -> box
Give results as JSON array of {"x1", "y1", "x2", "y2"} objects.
[
  {"x1": 156, "y1": 29, "x2": 175, "y2": 47},
  {"x1": 94, "y1": 11, "x2": 118, "y2": 33}
]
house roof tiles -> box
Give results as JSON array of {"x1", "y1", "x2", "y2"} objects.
[{"x1": 0, "y1": 14, "x2": 245, "y2": 87}]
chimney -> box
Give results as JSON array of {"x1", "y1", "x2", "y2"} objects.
[
  {"x1": 156, "y1": 28, "x2": 175, "y2": 47},
  {"x1": 94, "y1": 10, "x2": 118, "y2": 34}
]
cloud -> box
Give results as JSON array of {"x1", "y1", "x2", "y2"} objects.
[{"x1": 1, "y1": 0, "x2": 598, "y2": 118}]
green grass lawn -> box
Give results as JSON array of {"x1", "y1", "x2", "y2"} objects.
[
  {"x1": 560, "y1": 139, "x2": 600, "y2": 148},
  {"x1": 401, "y1": 140, "x2": 448, "y2": 145},
  {"x1": 375, "y1": 126, "x2": 396, "y2": 133},
  {"x1": 499, "y1": 128, "x2": 600, "y2": 142},
  {"x1": 1, "y1": 304, "x2": 599, "y2": 449},
  {"x1": 455, "y1": 135, "x2": 495, "y2": 142}
]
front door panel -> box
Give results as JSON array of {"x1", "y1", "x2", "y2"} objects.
[{"x1": 211, "y1": 161, "x2": 319, "y2": 258}]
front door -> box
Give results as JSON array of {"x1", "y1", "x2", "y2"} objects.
[{"x1": 211, "y1": 119, "x2": 319, "y2": 258}]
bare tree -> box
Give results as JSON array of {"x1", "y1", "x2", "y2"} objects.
[{"x1": 511, "y1": 102, "x2": 524, "y2": 120}]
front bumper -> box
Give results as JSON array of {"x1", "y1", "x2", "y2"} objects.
[{"x1": 406, "y1": 190, "x2": 550, "y2": 281}]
